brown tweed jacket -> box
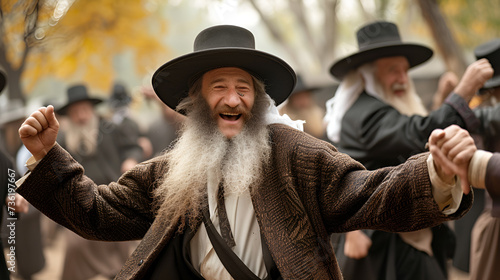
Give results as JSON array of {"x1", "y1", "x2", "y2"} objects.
[{"x1": 17, "y1": 124, "x2": 472, "y2": 279}]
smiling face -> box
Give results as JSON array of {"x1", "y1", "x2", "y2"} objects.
[
  {"x1": 201, "y1": 67, "x2": 256, "y2": 139},
  {"x1": 374, "y1": 56, "x2": 410, "y2": 97}
]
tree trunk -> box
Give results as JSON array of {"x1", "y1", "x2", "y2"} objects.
[{"x1": 416, "y1": 0, "x2": 467, "y2": 76}]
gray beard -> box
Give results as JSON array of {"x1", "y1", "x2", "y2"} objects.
[
  {"x1": 65, "y1": 114, "x2": 99, "y2": 156},
  {"x1": 373, "y1": 79, "x2": 428, "y2": 117},
  {"x1": 153, "y1": 94, "x2": 271, "y2": 228}
]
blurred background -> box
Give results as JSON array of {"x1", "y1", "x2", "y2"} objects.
[
  {"x1": 1, "y1": 0, "x2": 500, "y2": 130},
  {"x1": 1, "y1": 0, "x2": 500, "y2": 279}
]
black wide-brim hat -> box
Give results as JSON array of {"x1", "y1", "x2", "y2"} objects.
[
  {"x1": 474, "y1": 38, "x2": 500, "y2": 90},
  {"x1": 152, "y1": 25, "x2": 296, "y2": 112},
  {"x1": 57, "y1": 84, "x2": 103, "y2": 115},
  {"x1": 290, "y1": 74, "x2": 318, "y2": 96},
  {"x1": 0, "y1": 70, "x2": 6, "y2": 93},
  {"x1": 330, "y1": 21, "x2": 433, "y2": 80}
]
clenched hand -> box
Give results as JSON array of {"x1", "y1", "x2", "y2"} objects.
[{"x1": 18, "y1": 105, "x2": 60, "y2": 161}]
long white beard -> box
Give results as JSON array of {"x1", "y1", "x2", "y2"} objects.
[
  {"x1": 373, "y1": 78, "x2": 428, "y2": 117},
  {"x1": 153, "y1": 94, "x2": 271, "y2": 229},
  {"x1": 385, "y1": 90, "x2": 428, "y2": 117},
  {"x1": 65, "y1": 114, "x2": 99, "y2": 156}
]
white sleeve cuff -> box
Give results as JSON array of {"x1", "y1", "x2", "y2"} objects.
[
  {"x1": 15, "y1": 156, "x2": 42, "y2": 188},
  {"x1": 427, "y1": 154, "x2": 463, "y2": 215}
]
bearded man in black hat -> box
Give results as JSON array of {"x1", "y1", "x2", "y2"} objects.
[
  {"x1": 13, "y1": 25, "x2": 500, "y2": 280},
  {"x1": 324, "y1": 21, "x2": 494, "y2": 280},
  {"x1": 55, "y1": 84, "x2": 144, "y2": 280}
]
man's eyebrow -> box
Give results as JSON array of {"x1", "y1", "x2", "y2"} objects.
[{"x1": 210, "y1": 78, "x2": 252, "y2": 86}]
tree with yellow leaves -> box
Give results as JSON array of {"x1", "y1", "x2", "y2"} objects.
[{"x1": 0, "y1": 0, "x2": 169, "y2": 103}]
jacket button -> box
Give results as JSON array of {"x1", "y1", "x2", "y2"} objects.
[{"x1": 138, "y1": 259, "x2": 144, "y2": 266}]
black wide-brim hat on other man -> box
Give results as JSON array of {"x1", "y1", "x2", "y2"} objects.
[
  {"x1": 57, "y1": 84, "x2": 103, "y2": 115},
  {"x1": 329, "y1": 21, "x2": 433, "y2": 80},
  {"x1": 152, "y1": 25, "x2": 296, "y2": 112},
  {"x1": 474, "y1": 38, "x2": 500, "y2": 90}
]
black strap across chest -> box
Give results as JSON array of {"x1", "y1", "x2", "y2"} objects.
[{"x1": 202, "y1": 205, "x2": 281, "y2": 280}]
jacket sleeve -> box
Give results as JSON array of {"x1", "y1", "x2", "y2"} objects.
[
  {"x1": 315, "y1": 146, "x2": 473, "y2": 234},
  {"x1": 486, "y1": 153, "x2": 500, "y2": 217},
  {"x1": 269, "y1": 126, "x2": 473, "y2": 234},
  {"x1": 267, "y1": 125, "x2": 472, "y2": 235},
  {"x1": 16, "y1": 143, "x2": 162, "y2": 241}
]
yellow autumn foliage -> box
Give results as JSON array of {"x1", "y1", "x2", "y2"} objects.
[
  {"x1": 440, "y1": 0, "x2": 500, "y2": 49},
  {"x1": 20, "y1": 0, "x2": 169, "y2": 94}
]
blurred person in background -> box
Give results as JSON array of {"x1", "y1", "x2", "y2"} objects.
[
  {"x1": 324, "y1": 20, "x2": 493, "y2": 280},
  {"x1": 469, "y1": 38, "x2": 500, "y2": 280},
  {"x1": 141, "y1": 85, "x2": 184, "y2": 157},
  {"x1": 278, "y1": 74, "x2": 326, "y2": 139},
  {"x1": 54, "y1": 84, "x2": 143, "y2": 280},
  {"x1": 0, "y1": 70, "x2": 30, "y2": 279},
  {"x1": 107, "y1": 82, "x2": 153, "y2": 162}
]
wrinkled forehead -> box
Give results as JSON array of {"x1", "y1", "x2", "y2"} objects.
[{"x1": 201, "y1": 67, "x2": 254, "y2": 84}]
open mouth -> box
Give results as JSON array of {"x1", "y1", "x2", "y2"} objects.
[{"x1": 220, "y1": 112, "x2": 242, "y2": 121}]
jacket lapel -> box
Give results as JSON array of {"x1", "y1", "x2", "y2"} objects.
[{"x1": 251, "y1": 180, "x2": 333, "y2": 279}]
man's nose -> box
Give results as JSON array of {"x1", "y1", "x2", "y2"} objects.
[
  {"x1": 224, "y1": 88, "x2": 241, "y2": 107},
  {"x1": 397, "y1": 70, "x2": 408, "y2": 84}
]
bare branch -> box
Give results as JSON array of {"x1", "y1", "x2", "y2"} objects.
[
  {"x1": 416, "y1": 0, "x2": 467, "y2": 75},
  {"x1": 356, "y1": 0, "x2": 374, "y2": 21},
  {"x1": 289, "y1": 0, "x2": 321, "y2": 57},
  {"x1": 247, "y1": 0, "x2": 301, "y2": 67},
  {"x1": 320, "y1": 0, "x2": 339, "y2": 67}
]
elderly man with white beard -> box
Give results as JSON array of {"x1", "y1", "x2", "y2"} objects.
[
  {"x1": 324, "y1": 21, "x2": 494, "y2": 280},
  {"x1": 14, "y1": 25, "x2": 500, "y2": 280}
]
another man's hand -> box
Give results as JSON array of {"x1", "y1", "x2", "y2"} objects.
[
  {"x1": 19, "y1": 105, "x2": 60, "y2": 161},
  {"x1": 344, "y1": 230, "x2": 372, "y2": 259},
  {"x1": 432, "y1": 71, "x2": 458, "y2": 110},
  {"x1": 454, "y1": 59, "x2": 493, "y2": 103},
  {"x1": 429, "y1": 125, "x2": 476, "y2": 194}
]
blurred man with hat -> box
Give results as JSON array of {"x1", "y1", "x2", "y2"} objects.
[
  {"x1": 469, "y1": 38, "x2": 500, "y2": 280},
  {"x1": 108, "y1": 82, "x2": 153, "y2": 162},
  {"x1": 14, "y1": 25, "x2": 500, "y2": 280},
  {"x1": 0, "y1": 70, "x2": 30, "y2": 279},
  {"x1": 278, "y1": 74, "x2": 325, "y2": 138},
  {"x1": 324, "y1": 20, "x2": 493, "y2": 280},
  {"x1": 55, "y1": 84, "x2": 144, "y2": 280}
]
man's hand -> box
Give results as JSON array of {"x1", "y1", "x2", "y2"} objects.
[
  {"x1": 429, "y1": 125, "x2": 476, "y2": 194},
  {"x1": 19, "y1": 105, "x2": 60, "y2": 161},
  {"x1": 454, "y1": 59, "x2": 494, "y2": 103},
  {"x1": 432, "y1": 71, "x2": 458, "y2": 110},
  {"x1": 344, "y1": 230, "x2": 372, "y2": 259}
]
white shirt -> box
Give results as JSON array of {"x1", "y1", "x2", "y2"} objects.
[{"x1": 190, "y1": 171, "x2": 267, "y2": 280}]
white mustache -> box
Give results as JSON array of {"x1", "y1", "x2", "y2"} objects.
[{"x1": 392, "y1": 83, "x2": 407, "y2": 91}]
